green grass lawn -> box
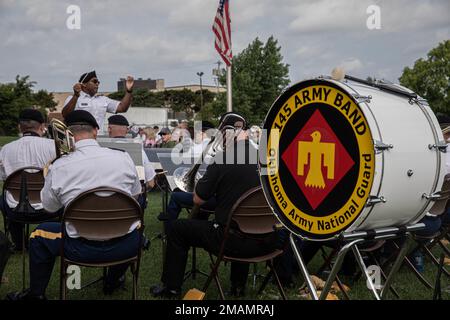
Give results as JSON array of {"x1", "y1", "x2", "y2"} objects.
[
  {"x1": 0, "y1": 136, "x2": 18, "y2": 147},
  {"x1": 0, "y1": 190, "x2": 449, "y2": 300}
]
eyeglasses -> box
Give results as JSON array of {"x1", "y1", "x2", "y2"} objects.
[{"x1": 90, "y1": 79, "x2": 100, "y2": 84}]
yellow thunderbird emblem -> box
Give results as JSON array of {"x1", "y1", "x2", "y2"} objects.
[{"x1": 298, "y1": 131, "x2": 335, "y2": 189}]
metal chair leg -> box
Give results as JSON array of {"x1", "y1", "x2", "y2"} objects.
[
  {"x1": 21, "y1": 224, "x2": 27, "y2": 291},
  {"x1": 60, "y1": 260, "x2": 67, "y2": 300},
  {"x1": 382, "y1": 235, "x2": 412, "y2": 299},
  {"x1": 423, "y1": 245, "x2": 450, "y2": 278},
  {"x1": 433, "y1": 254, "x2": 445, "y2": 300},
  {"x1": 269, "y1": 260, "x2": 287, "y2": 300}
]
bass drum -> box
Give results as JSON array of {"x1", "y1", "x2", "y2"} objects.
[{"x1": 259, "y1": 77, "x2": 445, "y2": 241}]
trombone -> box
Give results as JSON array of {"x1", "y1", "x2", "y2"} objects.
[{"x1": 43, "y1": 119, "x2": 75, "y2": 176}]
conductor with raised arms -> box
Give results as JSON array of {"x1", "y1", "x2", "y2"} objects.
[{"x1": 62, "y1": 71, "x2": 134, "y2": 132}]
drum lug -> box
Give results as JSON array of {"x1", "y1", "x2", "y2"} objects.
[
  {"x1": 428, "y1": 142, "x2": 447, "y2": 153},
  {"x1": 352, "y1": 94, "x2": 372, "y2": 104},
  {"x1": 366, "y1": 196, "x2": 386, "y2": 206},
  {"x1": 374, "y1": 141, "x2": 393, "y2": 153},
  {"x1": 422, "y1": 191, "x2": 444, "y2": 200}
]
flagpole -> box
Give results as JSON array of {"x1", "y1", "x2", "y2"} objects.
[{"x1": 226, "y1": 64, "x2": 232, "y2": 112}]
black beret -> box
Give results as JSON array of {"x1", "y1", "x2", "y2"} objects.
[
  {"x1": 19, "y1": 109, "x2": 45, "y2": 124},
  {"x1": 201, "y1": 120, "x2": 215, "y2": 131},
  {"x1": 79, "y1": 70, "x2": 97, "y2": 84},
  {"x1": 108, "y1": 114, "x2": 129, "y2": 126},
  {"x1": 65, "y1": 110, "x2": 99, "y2": 129},
  {"x1": 219, "y1": 112, "x2": 248, "y2": 130}
]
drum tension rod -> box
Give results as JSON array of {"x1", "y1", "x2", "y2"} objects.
[
  {"x1": 374, "y1": 141, "x2": 393, "y2": 153},
  {"x1": 422, "y1": 191, "x2": 445, "y2": 201},
  {"x1": 366, "y1": 195, "x2": 386, "y2": 206},
  {"x1": 352, "y1": 94, "x2": 372, "y2": 104},
  {"x1": 428, "y1": 142, "x2": 447, "y2": 153}
]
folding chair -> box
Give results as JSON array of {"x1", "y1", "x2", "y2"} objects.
[
  {"x1": 403, "y1": 176, "x2": 450, "y2": 290},
  {"x1": 59, "y1": 187, "x2": 144, "y2": 300},
  {"x1": 2, "y1": 167, "x2": 59, "y2": 289},
  {"x1": 201, "y1": 186, "x2": 286, "y2": 300}
]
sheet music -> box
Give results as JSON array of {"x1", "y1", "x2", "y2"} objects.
[
  {"x1": 98, "y1": 137, "x2": 143, "y2": 166},
  {"x1": 135, "y1": 165, "x2": 145, "y2": 181},
  {"x1": 156, "y1": 152, "x2": 208, "y2": 191}
]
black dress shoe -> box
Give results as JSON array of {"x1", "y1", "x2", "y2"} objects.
[
  {"x1": 150, "y1": 284, "x2": 180, "y2": 299},
  {"x1": 5, "y1": 288, "x2": 46, "y2": 301},
  {"x1": 103, "y1": 275, "x2": 126, "y2": 295}
]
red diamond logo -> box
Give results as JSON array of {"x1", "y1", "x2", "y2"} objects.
[{"x1": 282, "y1": 110, "x2": 354, "y2": 210}]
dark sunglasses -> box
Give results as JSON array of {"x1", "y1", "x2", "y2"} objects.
[{"x1": 90, "y1": 79, "x2": 100, "y2": 84}]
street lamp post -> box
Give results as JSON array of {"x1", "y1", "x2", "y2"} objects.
[{"x1": 197, "y1": 71, "x2": 204, "y2": 111}]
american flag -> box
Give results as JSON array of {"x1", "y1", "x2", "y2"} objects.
[{"x1": 212, "y1": 0, "x2": 232, "y2": 66}]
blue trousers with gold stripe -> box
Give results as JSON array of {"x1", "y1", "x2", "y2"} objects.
[{"x1": 29, "y1": 222, "x2": 140, "y2": 296}]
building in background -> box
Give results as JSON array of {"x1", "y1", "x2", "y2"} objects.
[
  {"x1": 117, "y1": 78, "x2": 164, "y2": 91},
  {"x1": 155, "y1": 84, "x2": 226, "y2": 94}
]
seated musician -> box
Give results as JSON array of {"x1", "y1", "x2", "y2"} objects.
[
  {"x1": 150, "y1": 114, "x2": 281, "y2": 299},
  {"x1": 107, "y1": 114, "x2": 156, "y2": 190},
  {"x1": 0, "y1": 109, "x2": 57, "y2": 252},
  {"x1": 6, "y1": 110, "x2": 142, "y2": 300},
  {"x1": 158, "y1": 121, "x2": 217, "y2": 223}
]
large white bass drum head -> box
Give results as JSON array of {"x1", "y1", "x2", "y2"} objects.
[{"x1": 259, "y1": 78, "x2": 445, "y2": 241}]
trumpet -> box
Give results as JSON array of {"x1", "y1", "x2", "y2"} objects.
[
  {"x1": 173, "y1": 112, "x2": 247, "y2": 192},
  {"x1": 43, "y1": 118, "x2": 75, "y2": 176}
]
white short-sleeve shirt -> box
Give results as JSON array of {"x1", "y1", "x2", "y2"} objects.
[
  {"x1": 0, "y1": 135, "x2": 56, "y2": 209},
  {"x1": 41, "y1": 139, "x2": 142, "y2": 238},
  {"x1": 64, "y1": 91, "x2": 120, "y2": 132}
]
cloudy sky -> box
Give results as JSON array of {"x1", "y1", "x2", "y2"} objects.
[{"x1": 0, "y1": 0, "x2": 448, "y2": 92}]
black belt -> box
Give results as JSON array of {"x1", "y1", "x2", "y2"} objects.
[
  {"x1": 228, "y1": 227, "x2": 275, "y2": 241},
  {"x1": 78, "y1": 233, "x2": 131, "y2": 247}
]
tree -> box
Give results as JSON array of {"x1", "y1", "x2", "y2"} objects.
[
  {"x1": 195, "y1": 93, "x2": 226, "y2": 125},
  {"x1": 34, "y1": 89, "x2": 57, "y2": 111},
  {"x1": 108, "y1": 88, "x2": 217, "y2": 119},
  {"x1": 399, "y1": 40, "x2": 450, "y2": 113},
  {"x1": 108, "y1": 89, "x2": 165, "y2": 108},
  {"x1": 0, "y1": 75, "x2": 55, "y2": 135},
  {"x1": 198, "y1": 36, "x2": 290, "y2": 125}
]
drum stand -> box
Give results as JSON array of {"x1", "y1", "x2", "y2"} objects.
[{"x1": 291, "y1": 223, "x2": 425, "y2": 300}]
